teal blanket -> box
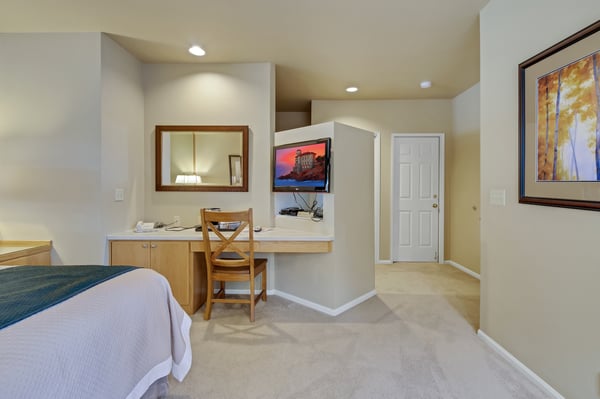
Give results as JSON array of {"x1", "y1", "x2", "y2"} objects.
[{"x1": 0, "y1": 265, "x2": 137, "y2": 330}]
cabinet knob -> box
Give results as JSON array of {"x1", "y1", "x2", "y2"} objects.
[
  {"x1": 142, "y1": 243, "x2": 148, "y2": 248},
  {"x1": 151, "y1": 244, "x2": 157, "y2": 248}
]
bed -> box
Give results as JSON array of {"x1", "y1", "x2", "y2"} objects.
[{"x1": 0, "y1": 265, "x2": 192, "y2": 399}]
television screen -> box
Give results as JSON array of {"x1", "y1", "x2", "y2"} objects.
[{"x1": 273, "y1": 138, "x2": 331, "y2": 192}]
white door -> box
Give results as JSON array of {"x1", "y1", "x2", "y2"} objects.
[{"x1": 392, "y1": 135, "x2": 443, "y2": 262}]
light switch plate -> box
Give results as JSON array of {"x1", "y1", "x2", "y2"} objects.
[
  {"x1": 489, "y1": 189, "x2": 506, "y2": 206},
  {"x1": 114, "y1": 188, "x2": 124, "y2": 202}
]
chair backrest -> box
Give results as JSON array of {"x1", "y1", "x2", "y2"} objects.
[{"x1": 200, "y1": 208, "x2": 256, "y2": 270}]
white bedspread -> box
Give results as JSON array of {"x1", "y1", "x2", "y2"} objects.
[{"x1": 0, "y1": 267, "x2": 192, "y2": 399}]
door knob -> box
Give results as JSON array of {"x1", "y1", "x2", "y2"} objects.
[{"x1": 432, "y1": 203, "x2": 438, "y2": 208}]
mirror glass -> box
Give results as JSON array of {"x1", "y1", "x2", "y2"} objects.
[{"x1": 155, "y1": 125, "x2": 248, "y2": 192}]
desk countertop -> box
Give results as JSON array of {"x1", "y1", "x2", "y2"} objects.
[{"x1": 107, "y1": 227, "x2": 333, "y2": 242}]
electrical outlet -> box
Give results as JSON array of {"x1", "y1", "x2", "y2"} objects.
[{"x1": 174, "y1": 215, "x2": 181, "y2": 226}]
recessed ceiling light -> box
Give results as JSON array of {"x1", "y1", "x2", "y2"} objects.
[
  {"x1": 188, "y1": 45, "x2": 206, "y2": 57},
  {"x1": 346, "y1": 86, "x2": 358, "y2": 93},
  {"x1": 420, "y1": 80, "x2": 432, "y2": 89}
]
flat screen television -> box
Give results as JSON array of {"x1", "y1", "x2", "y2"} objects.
[{"x1": 272, "y1": 138, "x2": 331, "y2": 192}]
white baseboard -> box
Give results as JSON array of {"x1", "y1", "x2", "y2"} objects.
[
  {"x1": 377, "y1": 259, "x2": 393, "y2": 264},
  {"x1": 272, "y1": 289, "x2": 377, "y2": 316},
  {"x1": 218, "y1": 289, "x2": 273, "y2": 295},
  {"x1": 445, "y1": 260, "x2": 480, "y2": 280},
  {"x1": 214, "y1": 288, "x2": 377, "y2": 317},
  {"x1": 477, "y1": 329, "x2": 564, "y2": 399}
]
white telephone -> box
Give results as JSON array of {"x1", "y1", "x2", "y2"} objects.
[{"x1": 135, "y1": 221, "x2": 155, "y2": 233}]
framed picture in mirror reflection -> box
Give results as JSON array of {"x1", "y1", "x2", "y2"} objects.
[{"x1": 229, "y1": 155, "x2": 242, "y2": 186}]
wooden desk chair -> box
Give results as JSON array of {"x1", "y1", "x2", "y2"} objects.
[{"x1": 200, "y1": 208, "x2": 267, "y2": 322}]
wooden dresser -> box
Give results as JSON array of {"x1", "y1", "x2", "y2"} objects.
[{"x1": 0, "y1": 241, "x2": 52, "y2": 266}]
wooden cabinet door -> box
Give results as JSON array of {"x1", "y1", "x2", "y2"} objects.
[
  {"x1": 110, "y1": 241, "x2": 150, "y2": 267},
  {"x1": 150, "y1": 241, "x2": 190, "y2": 307}
]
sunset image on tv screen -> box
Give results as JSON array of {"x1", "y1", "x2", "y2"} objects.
[{"x1": 274, "y1": 142, "x2": 327, "y2": 188}]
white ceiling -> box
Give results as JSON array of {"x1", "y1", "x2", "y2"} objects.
[{"x1": 1, "y1": 0, "x2": 489, "y2": 111}]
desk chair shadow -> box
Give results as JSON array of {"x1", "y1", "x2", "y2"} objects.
[{"x1": 200, "y1": 208, "x2": 267, "y2": 322}]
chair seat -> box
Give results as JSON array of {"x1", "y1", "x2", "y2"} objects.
[{"x1": 213, "y1": 258, "x2": 267, "y2": 274}]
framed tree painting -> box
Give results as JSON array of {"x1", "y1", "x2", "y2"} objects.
[{"x1": 519, "y1": 19, "x2": 600, "y2": 210}]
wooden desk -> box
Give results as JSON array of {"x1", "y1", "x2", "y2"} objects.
[
  {"x1": 107, "y1": 228, "x2": 332, "y2": 315},
  {"x1": 189, "y1": 239, "x2": 331, "y2": 253},
  {"x1": 0, "y1": 241, "x2": 52, "y2": 266}
]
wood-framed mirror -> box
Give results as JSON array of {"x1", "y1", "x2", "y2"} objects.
[{"x1": 155, "y1": 125, "x2": 249, "y2": 192}]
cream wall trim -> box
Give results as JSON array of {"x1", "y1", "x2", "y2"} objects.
[
  {"x1": 217, "y1": 289, "x2": 274, "y2": 295},
  {"x1": 374, "y1": 131, "x2": 381, "y2": 263},
  {"x1": 223, "y1": 288, "x2": 378, "y2": 316},
  {"x1": 445, "y1": 260, "x2": 480, "y2": 280},
  {"x1": 477, "y1": 330, "x2": 565, "y2": 399},
  {"x1": 272, "y1": 289, "x2": 377, "y2": 316},
  {"x1": 378, "y1": 260, "x2": 393, "y2": 264}
]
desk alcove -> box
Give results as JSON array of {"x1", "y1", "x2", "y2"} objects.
[
  {"x1": 108, "y1": 121, "x2": 375, "y2": 316},
  {"x1": 108, "y1": 227, "x2": 333, "y2": 315}
]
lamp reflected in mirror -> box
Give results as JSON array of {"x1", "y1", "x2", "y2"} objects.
[
  {"x1": 173, "y1": 132, "x2": 203, "y2": 185},
  {"x1": 175, "y1": 174, "x2": 202, "y2": 184}
]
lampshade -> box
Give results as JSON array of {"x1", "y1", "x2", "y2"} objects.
[{"x1": 175, "y1": 175, "x2": 202, "y2": 184}]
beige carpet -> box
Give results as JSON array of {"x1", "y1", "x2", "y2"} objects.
[{"x1": 167, "y1": 263, "x2": 551, "y2": 399}]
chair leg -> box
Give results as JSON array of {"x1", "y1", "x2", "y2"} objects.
[
  {"x1": 261, "y1": 269, "x2": 267, "y2": 302},
  {"x1": 204, "y1": 278, "x2": 213, "y2": 320},
  {"x1": 216, "y1": 280, "x2": 225, "y2": 299},
  {"x1": 249, "y1": 277, "x2": 255, "y2": 322}
]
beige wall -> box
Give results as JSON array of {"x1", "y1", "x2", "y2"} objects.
[
  {"x1": 142, "y1": 63, "x2": 275, "y2": 227},
  {"x1": 0, "y1": 37, "x2": 274, "y2": 263},
  {"x1": 450, "y1": 84, "x2": 481, "y2": 273},
  {"x1": 311, "y1": 99, "x2": 455, "y2": 262},
  {"x1": 100, "y1": 35, "x2": 145, "y2": 253},
  {"x1": 275, "y1": 111, "x2": 310, "y2": 131},
  {"x1": 0, "y1": 33, "x2": 144, "y2": 264},
  {"x1": 481, "y1": 1, "x2": 600, "y2": 398}
]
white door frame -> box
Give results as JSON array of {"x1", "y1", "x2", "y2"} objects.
[
  {"x1": 390, "y1": 133, "x2": 445, "y2": 263},
  {"x1": 374, "y1": 132, "x2": 385, "y2": 263}
]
